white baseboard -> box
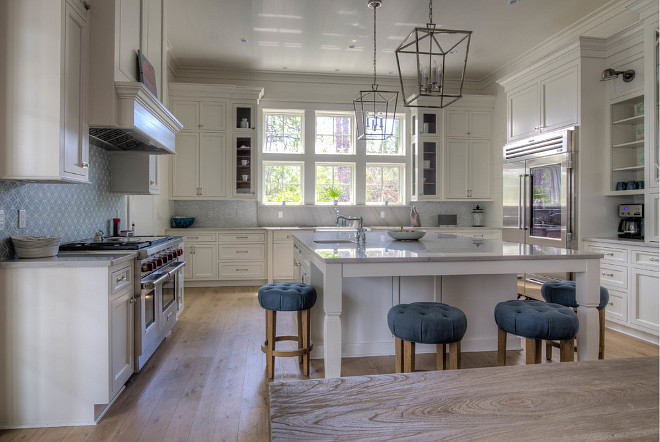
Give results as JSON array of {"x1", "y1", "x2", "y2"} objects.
[{"x1": 606, "y1": 322, "x2": 659, "y2": 345}]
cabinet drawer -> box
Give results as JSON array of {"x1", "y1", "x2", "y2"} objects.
[
  {"x1": 111, "y1": 265, "x2": 133, "y2": 295},
  {"x1": 456, "y1": 230, "x2": 500, "y2": 240},
  {"x1": 218, "y1": 244, "x2": 265, "y2": 260},
  {"x1": 218, "y1": 262, "x2": 265, "y2": 279},
  {"x1": 583, "y1": 244, "x2": 627, "y2": 264},
  {"x1": 273, "y1": 231, "x2": 295, "y2": 242},
  {"x1": 219, "y1": 232, "x2": 265, "y2": 243},
  {"x1": 183, "y1": 233, "x2": 216, "y2": 242},
  {"x1": 631, "y1": 249, "x2": 659, "y2": 269},
  {"x1": 599, "y1": 264, "x2": 628, "y2": 290},
  {"x1": 604, "y1": 290, "x2": 627, "y2": 322}
]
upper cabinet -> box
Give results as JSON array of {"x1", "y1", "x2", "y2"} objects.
[
  {"x1": 505, "y1": 62, "x2": 579, "y2": 142},
  {"x1": 0, "y1": 0, "x2": 90, "y2": 182}
]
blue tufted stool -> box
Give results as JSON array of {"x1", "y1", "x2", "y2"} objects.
[
  {"x1": 387, "y1": 302, "x2": 467, "y2": 372},
  {"x1": 258, "y1": 282, "x2": 317, "y2": 379},
  {"x1": 494, "y1": 299, "x2": 579, "y2": 365},
  {"x1": 541, "y1": 281, "x2": 610, "y2": 360}
]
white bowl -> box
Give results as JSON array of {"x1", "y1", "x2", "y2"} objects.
[
  {"x1": 14, "y1": 245, "x2": 59, "y2": 258},
  {"x1": 387, "y1": 230, "x2": 426, "y2": 241},
  {"x1": 11, "y1": 236, "x2": 61, "y2": 248}
]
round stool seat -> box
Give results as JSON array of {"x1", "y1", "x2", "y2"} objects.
[
  {"x1": 387, "y1": 302, "x2": 467, "y2": 344},
  {"x1": 494, "y1": 300, "x2": 579, "y2": 341},
  {"x1": 541, "y1": 280, "x2": 609, "y2": 309},
  {"x1": 258, "y1": 282, "x2": 317, "y2": 312}
]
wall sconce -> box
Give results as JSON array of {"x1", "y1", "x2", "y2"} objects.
[{"x1": 600, "y1": 68, "x2": 635, "y2": 83}]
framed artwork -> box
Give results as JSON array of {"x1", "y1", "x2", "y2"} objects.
[{"x1": 137, "y1": 50, "x2": 158, "y2": 99}]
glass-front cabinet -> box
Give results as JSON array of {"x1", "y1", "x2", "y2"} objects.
[
  {"x1": 232, "y1": 104, "x2": 257, "y2": 198},
  {"x1": 609, "y1": 95, "x2": 645, "y2": 194},
  {"x1": 410, "y1": 109, "x2": 441, "y2": 200}
]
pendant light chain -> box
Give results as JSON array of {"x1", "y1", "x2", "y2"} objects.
[
  {"x1": 428, "y1": 0, "x2": 433, "y2": 25},
  {"x1": 372, "y1": 4, "x2": 377, "y2": 86}
]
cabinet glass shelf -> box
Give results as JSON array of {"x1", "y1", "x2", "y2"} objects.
[
  {"x1": 613, "y1": 140, "x2": 644, "y2": 148},
  {"x1": 613, "y1": 115, "x2": 644, "y2": 125},
  {"x1": 612, "y1": 165, "x2": 644, "y2": 172}
]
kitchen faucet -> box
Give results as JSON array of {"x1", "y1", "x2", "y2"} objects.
[{"x1": 336, "y1": 215, "x2": 366, "y2": 244}]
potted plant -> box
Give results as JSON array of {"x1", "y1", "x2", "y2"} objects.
[{"x1": 323, "y1": 185, "x2": 343, "y2": 205}]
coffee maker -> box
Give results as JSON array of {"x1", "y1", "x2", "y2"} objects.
[{"x1": 617, "y1": 204, "x2": 644, "y2": 240}]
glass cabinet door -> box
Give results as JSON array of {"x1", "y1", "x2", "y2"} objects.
[{"x1": 422, "y1": 141, "x2": 437, "y2": 197}]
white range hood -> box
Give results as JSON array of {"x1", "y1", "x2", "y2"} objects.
[{"x1": 89, "y1": 82, "x2": 182, "y2": 154}]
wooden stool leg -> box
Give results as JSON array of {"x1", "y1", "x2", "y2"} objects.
[
  {"x1": 545, "y1": 341, "x2": 553, "y2": 360},
  {"x1": 526, "y1": 339, "x2": 542, "y2": 364},
  {"x1": 436, "y1": 343, "x2": 446, "y2": 370},
  {"x1": 448, "y1": 341, "x2": 461, "y2": 370},
  {"x1": 598, "y1": 307, "x2": 606, "y2": 360},
  {"x1": 297, "y1": 310, "x2": 303, "y2": 365},
  {"x1": 403, "y1": 341, "x2": 415, "y2": 373},
  {"x1": 560, "y1": 339, "x2": 574, "y2": 362},
  {"x1": 266, "y1": 310, "x2": 277, "y2": 379},
  {"x1": 497, "y1": 328, "x2": 507, "y2": 366},
  {"x1": 395, "y1": 338, "x2": 404, "y2": 373},
  {"x1": 302, "y1": 309, "x2": 311, "y2": 376}
]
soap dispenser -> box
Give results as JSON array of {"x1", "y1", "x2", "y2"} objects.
[{"x1": 472, "y1": 205, "x2": 485, "y2": 227}]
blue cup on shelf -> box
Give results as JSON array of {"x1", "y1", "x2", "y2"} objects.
[
  {"x1": 626, "y1": 180, "x2": 638, "y2": 190},
  {"x1": 637, "y1": 180, "x2": 645, "y2": 189},
  {"x1": 615, "y1": 181, "x2": 626, "y2": 191}
]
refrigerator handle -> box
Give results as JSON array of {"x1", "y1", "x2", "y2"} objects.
[
  {"x1": 518, "y1": 174, "x2": 524, "y2": 230},
  {"x1": 522, "y1": 174, "x2": 530, "y2": 230}
]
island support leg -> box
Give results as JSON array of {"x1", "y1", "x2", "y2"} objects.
[
  {"x1": 323, "y1": 264, "x2": 343, "y2": 378},
  {"x1": 575, "y1": 259, "x2": 600, "y2": 361}
]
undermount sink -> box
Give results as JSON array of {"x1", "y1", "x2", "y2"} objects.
[{"x1": 313, "y1": 239, "x2": 355, "y2": 244}]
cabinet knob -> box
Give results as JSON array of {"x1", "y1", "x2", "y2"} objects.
[
  {"x1": 466, "y1": 132, "x2": 471, "y2": 135},
  {"x1": 602, "y1": 272, "x2": 614, "y2": 277},
  {"x1": 650, "y1": 257, "x2": 658, "y2": 262},
  {"x1": 82, "y1": 162, "x2": 89, "y2": 168},
  {"x1": 150, "y1": 180, "x2": 155, "y2": 185},
  {"x1": 608, "y1": 301, "x2": 614, "y2": 306},
  {"x1": 534, "y1": 127, "x2": 539, "y2": 131},
  {"x1": 199, "y1": 124, "x2": 204, "y2": 128},
  {"x1": 83, "y1": 1, "x2": 91, "y2": 10}
]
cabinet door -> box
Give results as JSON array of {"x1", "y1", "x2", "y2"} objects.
[
  {"x1": 110, "y1": 290, "x2": 134, "y2": 398},
  {"x1": 183, "y1": 245, "x2": 193, "y2": 280},
  {"x1": 273, "y1": 242, "x2": 295, "y2": 280},
  {"x1": 62, "y1": 2, "x2": 89, "y2": 179},
  {"x1": 117, "y1": 0, "x2": 141, "y2": 82},
  {"x1": 445, "y1": 139, "x2": 469, "y2": 199},
  {"x1": 541, "y1": 67, "x2": 578, "y2": 132},
  {"x1": 199, "y1": 133, "x2": 226, "y2": 197},
  {"x1": 469, "y1": 140, "x2": 492, "y2": 199},
  {"x1": 445, "y1": 110, "x2": 469, "y2": 137},
  {"x1": 191, "y1": 244, "x2": 217, "y2": 279},
  {"x1": 200, "y1": 102, "x2": 227, "y2": 131},
  {"x1": 508, "y1": 83, "x2": 539, "y2": 140},
  {"x1": 172, "y1": 101, "x2": 199, "y2": 131},
  {"x1": 645, "y1": 192, "x2": 659, "y2": 242},
  {"x1": 171, "y1": 132, "x2": 199, "y2": 197},
  {"x1": 630, "y1": 267, "x2": 659, "y2": 332},
  {"x1": 148, "y1": 155, "x2": 159, "y2": 193},
  {"x1": 469, "y1": 112, "x2": 492, "y2": 139}
]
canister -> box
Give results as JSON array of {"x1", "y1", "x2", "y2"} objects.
[{"x1": 472, "y1": 205, "x2": 484, "y2": 227}]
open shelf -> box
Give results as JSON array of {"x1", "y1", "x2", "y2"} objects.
[
  {"x1": 613, "y1": 140, "x2": 644, "y2": 149},
  {"x1": 613, "y1": 114, "x2": 644, "y2": 125},
  {"x1": 609, "y1": 95, "x2": 645, "y2": 192},
  {"x1": 613, "y1": 165, "x2": 644, "y2": 172}
]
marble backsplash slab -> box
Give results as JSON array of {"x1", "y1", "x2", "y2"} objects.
[{"x1": 173, "y1": 200, "x2": 495, "y2": 229}]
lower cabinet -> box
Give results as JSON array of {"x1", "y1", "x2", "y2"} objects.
[
  {"x1": 110, "y1": 288, "x2": 134, "y2": 399},
  {"x1": 186, "y1": 243, "x2": 217, "y2": 280},
  {"x1": 583, "y1": 240, "x2": 659, "y2": 339}
]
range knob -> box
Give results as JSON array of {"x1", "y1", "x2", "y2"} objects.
[
  {"x1": 177, "y1": 249, "x2": 183, "y2": 256},
  {"x1": 141, "y1": 262, "x2": 153, "y2": 272},
  {"x1": 168, "y1": 252, "x2": 175, "y2": 260},
  {"x1": 156, "y1": 258, "x2": 163, "y2": 266}
]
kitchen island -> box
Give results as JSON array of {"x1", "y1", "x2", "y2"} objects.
[{"x1": 293, "y1": 231, "x2": 603, "y2": 378}]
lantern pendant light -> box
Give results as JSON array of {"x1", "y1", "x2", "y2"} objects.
[
  {"x1": 395, "y1": 0, "x2": 472, "y2": 108},
  {"x1": 353, "y1": 0, "x2": 399, "y2": 141}
]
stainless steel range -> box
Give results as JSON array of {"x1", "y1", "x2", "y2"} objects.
[{"x1": 60, "y1": 235, "x2": 186, "y2": 371}]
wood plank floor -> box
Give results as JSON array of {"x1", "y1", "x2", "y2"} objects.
[{"x1": 1, "y1": 286, "x2": 657, "y2": 442}]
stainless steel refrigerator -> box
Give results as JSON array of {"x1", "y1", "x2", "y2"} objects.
[{"x1": 502, "y1": 128, "x2": 577, "y2": 300}]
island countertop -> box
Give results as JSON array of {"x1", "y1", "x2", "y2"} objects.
[{"x1": 293, "y1": 231, "x2": 603, "y2": 264}]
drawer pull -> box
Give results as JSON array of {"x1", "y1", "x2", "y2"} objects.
[
  {"x1": 601, "y1": 272, "x2": 614, "y2": 277},
  {"x1": 604, "y1": 252, "x2": 614, "y2": 256},
  {"x1": 167, "y1": 312, "x2": 173, "y2": 321},
  {"x1": 188, "y1": 236, "x2": 199, "y2": 240},
  {"x1": 236, "y1": 250, "x2": 249, "y2": 254},
  {"x1": 650, "y1": 257, "x2": 658, "y2": 262},
  {"x1": 116, "y1": 275, "x2": 127, "y2": 283},
  {"x1": 236, "y1": 236, "x2": 248, "y2": 239},
  {"x1": 235, "y1": 268, "x2": 248, "y2": 272},
  {"x1": 608, "y1": 301, "x2": 614, "y2": 306}
]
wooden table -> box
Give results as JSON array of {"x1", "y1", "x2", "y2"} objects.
[{"x1": 269, "y1": 357, "x2": 659, "y2": 441}]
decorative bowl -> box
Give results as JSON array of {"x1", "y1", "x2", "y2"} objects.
[
  {"x1": 386, "y1": 230, "x2": 426, "y2": 241},
  {"x1": 11, "y1": 236, "x2": 62, "y2": 258},
  {"x1": 171, "y1": 217, "x2": 196, "y2": 228}
]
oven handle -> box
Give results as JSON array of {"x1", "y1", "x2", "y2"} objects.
[{"x1": 140, "y1": 261, "x2": 186, "y2": 290}]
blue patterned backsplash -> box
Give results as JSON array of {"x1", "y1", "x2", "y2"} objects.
[{"x1": 0, "y1": 145, "x2": 125, "y2": 259}]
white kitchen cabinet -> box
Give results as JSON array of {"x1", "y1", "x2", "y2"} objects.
[
  {"x1": 646, "y1": 192, "x2": 659, "y2": 242},
  {"x1": 171, "y1": 100, "x2": 227, "y2": 132},
  {"x1": 272, "y1": 242, "x2": 295, "y2": 280},
  {"x1": 508, "y1": 83, "x2": 540, "y2": 141},
  {"x1": 445, "y1": 139, "x2": 492, "y2": 199},
  {"x1": 188, "y1": 244, "x2": 218, "y2": 280},
  {"x1": 445, "y1": 110, "x2": 492, "y2": 139},
  {"x1": 110, "y1": 288, "x2": 134, "y2": 399},
  {"x1": 409, "y1": 108, "x2": 441, "y2": 201},
  {"x1": 111, "y1": 154, "x2": 159, "y2": 194},
  {"x1": 0, "y1": 0, "x2": 89, "y2": 182},
  {"x1": 172, "y1": 132, "x2": 227, "y2": 198},
  {"x1": 630, "y1": 267, "x2": 659, "y2": 332}
]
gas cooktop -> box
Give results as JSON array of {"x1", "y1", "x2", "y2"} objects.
[{"x1": 59, "y1": 236, "x2": 177, "y2": 251}]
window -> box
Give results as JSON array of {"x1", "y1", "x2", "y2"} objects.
[
  {"x1": 366, "y1": 117, "x2": 404, "y2": 155},
  {"x1": 263, "y1": 111, "x2": 304, "y2": 153},
  {"x1": 263, "y1": 162, "x2": 303, "y2": 204},
  {"x1": 315, "y1": 163, "x2": 354, "y2": 204},
  {"x1": 366, "y1": 164, "x2": 403, "y2": 205},
  {"x1": 315, "y1": 113, "x2": 353, "y2": 154}
]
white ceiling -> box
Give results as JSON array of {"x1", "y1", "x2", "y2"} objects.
[{"x1": 167, "y1": 0, "x2": 633, "y2": 81}]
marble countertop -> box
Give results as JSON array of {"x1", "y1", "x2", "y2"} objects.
[
  {"x1": 293, "y1": 231, "x2": 603, "y2": 263},
  {"x1": 166, "y1": 226, "x2": 500, "y2": 231},
  {"x1": 0, "y1": 251, "x2": 138, "y2": 268},
  {"x1": 584, "y1": 237, "x2": 659, "y2": 248}
]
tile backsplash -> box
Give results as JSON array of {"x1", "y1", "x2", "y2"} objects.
[{"x1": 0, "y1": 145, "x2": 125, "y2": 259}]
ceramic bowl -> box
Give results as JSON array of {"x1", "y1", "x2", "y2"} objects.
[
  {"x1": 171, "y1": 217, "x2": 196, "y2": 228},
  {"x1": 386, "y1": 230, "x2": 426, "y2": 241}
]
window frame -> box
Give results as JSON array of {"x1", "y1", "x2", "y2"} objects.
[
  {"x1": 364, "y1": 163, "x2": 405, "y2": 206},
  {"x1": 314, "y1": 162, "x2": 356, "y2": 205},
  {"x1": 365, "y1": 115, "x2": 406, "y2": 157},
  {"x1": 262, "y1": 109, "x2": 305, "y2": 154},
  {"x1": 314, "y1": 111, "x2": 355, "y2": 155},
  {"x1": 261, "y1": 161, "x2": 305, "y2": 205}
]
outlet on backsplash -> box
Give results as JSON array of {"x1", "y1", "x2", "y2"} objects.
[{"x1": 18, "y1": 210, "x2": 26, "y2": 229}]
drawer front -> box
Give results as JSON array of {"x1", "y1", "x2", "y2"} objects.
[
  {"x1": 273, "y1": 230, "x2": 295, "y2": 242},
  {"x1": 111, "y1": 265, "x2": 133, "y2": 295},
  {"x1": 456, "y1": 230, "x2": 500, "y2": 240},
  {"x1": 218, "y1": 262, "x2": 266, "y2": 279},
  {"x1": 631, "y1": 249, "x2": 659, "y2": 269},
  {"x1": 583, "y1": 243, "x2": 627, "y2": 264},
  {"x1": 218, "y1": 244, "x2": 265, "y2": 260},
  {"x1": 218, "y1": 232, "x2": 265, "y2": 243},
  {"x1": 599, "y1": 263, "x2": 628, "y2": 290},
  {"x1": 183, "y1": 233, "x2": 216, "y2": 242},
  {"x1": 604, "y1": 290, "x2": 627, "y2": 322}
]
